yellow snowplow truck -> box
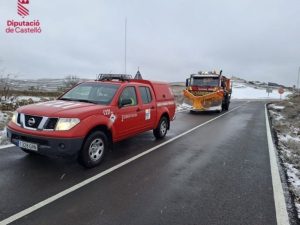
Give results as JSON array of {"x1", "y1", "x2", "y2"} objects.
[{"x1": 183, "y1": 70, "x2": 232, "y2": 112}]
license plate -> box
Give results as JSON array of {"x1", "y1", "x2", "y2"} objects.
[{"x1": 19, "y1": 140, "x2": 38, "y2": 151}]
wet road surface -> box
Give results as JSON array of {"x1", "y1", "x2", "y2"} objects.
[{"x1": 0, "y1": 101, "x2": 278, "y2": 225}]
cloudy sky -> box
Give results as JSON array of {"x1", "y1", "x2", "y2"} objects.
[{"x1": 0, "y1": 0, "x2": 300, "y2": 86}]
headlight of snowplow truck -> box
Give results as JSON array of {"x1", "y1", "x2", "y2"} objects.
[{"x1": 55, "y1": 118, "x2": 80, "y2": 131}]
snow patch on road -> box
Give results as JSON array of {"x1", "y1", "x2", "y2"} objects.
[{"x1": 176, "y1": 103, "x2": 192, "y2": 112}]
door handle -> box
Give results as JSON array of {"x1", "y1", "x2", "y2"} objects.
[
  {"x1": 151, "y1": 106, "x2": 155, "y2": 109},
  {"x1": 137, "y1": 108, "x2": 142, "y2": 112}
]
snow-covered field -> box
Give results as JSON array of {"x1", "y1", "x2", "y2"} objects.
[
  {"x1": 16, "y1": 96, "x2": 43, "y2": 102},
  {"x1": 268, "y1": 97, "x2": 300, "y2": 219},
  {"x1": 231, "y1": 86, "x2": 290, "y2": 99}
]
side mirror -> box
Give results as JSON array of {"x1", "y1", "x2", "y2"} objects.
[
  {"x1": 186, "y1": 79, "x2": 189, "y2": 87},
  {"x1": 119, "y1": 98, "x2": 132, "y2": 107}
]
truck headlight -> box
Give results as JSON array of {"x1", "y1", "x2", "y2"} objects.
[
  {"x1": 11, "y1": 112, "x2": 18, "y2": 124},
  {"x1": 55, "y1": 118, "x2": 80, "y2": 131}
]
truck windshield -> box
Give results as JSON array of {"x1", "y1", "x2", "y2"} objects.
[
  {"x1": 59, "y1": 83, "x2": 120, "y2": 105},
  {"x1": 191, "y1": 77, "x2": 219, "y2": 87}
]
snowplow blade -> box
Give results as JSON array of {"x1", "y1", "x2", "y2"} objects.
[{"x1": 183, "y1": 90, "x2": 224, "y2": 111}]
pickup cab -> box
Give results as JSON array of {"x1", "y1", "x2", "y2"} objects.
[{"x1": 7, "y1": 74, "x2": 176, "y2": 167}]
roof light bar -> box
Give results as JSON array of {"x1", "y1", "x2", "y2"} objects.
[{"x1": 97, "y1": 74, "x2": 132, "y2": 81}]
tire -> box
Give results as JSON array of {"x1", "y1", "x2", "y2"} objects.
[
  {"x1": 222, "y1": 97, "x2": 230, "y2": 111},
  {"x1": 79, "y1": 131, "x2": 108, "y2": 168},
  {"x1": 153, "y1": 116, "x2": 168, "y2": 139},
  {"x1": 223, "y1": 102, "x2": 229, "y2": 111},
  {"x1": 222, "y1": 100, "x2": 229, "y2": 111}
]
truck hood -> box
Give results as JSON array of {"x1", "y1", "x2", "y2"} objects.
[{"x1": 17, "y1": 100, "x2": 108, "y2": 118}]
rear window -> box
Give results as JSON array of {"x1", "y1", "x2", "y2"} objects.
[{"x1": 139, "y1": 86, "x2": 152, "y2": 104}]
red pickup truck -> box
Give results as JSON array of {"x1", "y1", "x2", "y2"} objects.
[{"x1": 7, "y1": 74, "x2": 176, "y2": 167}]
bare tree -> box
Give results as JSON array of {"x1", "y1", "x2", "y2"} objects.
[
  {"x1": 0, "y1": 74, "x2": 12, "y2": 102},
  {"x1": 0, "y1": 60, "x2": 13, "y2": 102},
  {"x1": 62, "y1": 75, "x2": 80, "y2": 90}
]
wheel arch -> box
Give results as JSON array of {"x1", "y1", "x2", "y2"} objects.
[
  {"x1": 84, "y1": 125, "x2": 113, "y2": 148},
  {"x1": 160, "y1": 112, "x2": 170, "y2": 130}
]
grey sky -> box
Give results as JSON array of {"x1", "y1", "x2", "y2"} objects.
[{"x1": 1, "y1": 0, "x2": 300, "y2": 86}]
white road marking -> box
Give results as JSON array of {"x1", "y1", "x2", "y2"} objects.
[
  {"x1": 0, "y1": 103, "x2": 246, "y2": 225},
  {"x1": 0, "y1": 144, "x2": 14, "y2": 150},
  {"x1": 265, "y1": 105, "x2": 290, "y2": 225}
]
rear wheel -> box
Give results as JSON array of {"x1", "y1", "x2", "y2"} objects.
[
  {"x1": 153, "y1": 116, "x2": 168, "y2": 139},
  {"x1": 79, "y1": 131, "x2": 108, "y2": 168}
]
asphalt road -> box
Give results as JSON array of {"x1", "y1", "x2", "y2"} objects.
[{"x1": 0, "y1": 101, "x2": 279, "y2": 225}]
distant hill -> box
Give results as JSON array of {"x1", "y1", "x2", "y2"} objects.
[
  {"x1": 5, "y1": 76, "x2": 293, "y2": 92},
  {"x1": 6, "y1": 78, "x2": 91, "y2": 92}
]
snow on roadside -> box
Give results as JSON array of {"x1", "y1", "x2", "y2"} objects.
[
  {"x1": 272, "y1": 105, "x2": 285, "y2": 110},
  {"x1": 268, "y1": 98, "x2": 300, "y2": 219},
  {"x1": 176, "y1": 103, "x2": 192, "y2": 112},
  {"x1": 0, "y1": 127, "x2": 9, "y2": 145},
  {"x1": 0, "y1": 111, "x2": 12, "y2": 145}
]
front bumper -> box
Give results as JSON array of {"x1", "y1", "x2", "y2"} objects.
[{"x1": 7, "y1": 128, "x2": 84, "y2": 156}]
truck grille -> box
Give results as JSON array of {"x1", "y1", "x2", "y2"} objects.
[
  {"x1": 18, "y1": 113, "x2": 58, "y2": 131},
  {"x1": 24, "y1": 115, "x2": 43, "y2": 129}
]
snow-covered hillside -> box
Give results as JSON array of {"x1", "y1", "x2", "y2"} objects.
[{"x1": 231, "y1": 85, "x2": 291, "y2": 99}]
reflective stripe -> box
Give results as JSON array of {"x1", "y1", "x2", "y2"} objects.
[{"x1": 157, "y1": 101, "x2": 175, "y2": 107}]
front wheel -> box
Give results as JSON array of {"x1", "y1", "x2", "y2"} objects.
[
  {"x1": 222, "y1": 101, "x2": 229, "y2": 111},
  {"x1": 79, "y1": 131, "x2": 108, "y2": 168},
  {"x1": 153, "y1": 116, "x2": 168, "y2": 139}
]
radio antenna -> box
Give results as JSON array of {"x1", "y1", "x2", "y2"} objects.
[{"x1": 124, "y1": 18, "x2": 127, "y2": 74}]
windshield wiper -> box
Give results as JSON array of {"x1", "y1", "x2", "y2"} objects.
[
  {"x1": 59, "y1": 98, "x2": 96, "y2": 104},
  {"x1": 75, "y1": 99, "x2": 96, "y2": 104},
  {"x1": 59, "y1": 98, "x2": 73, "y2": 101}
]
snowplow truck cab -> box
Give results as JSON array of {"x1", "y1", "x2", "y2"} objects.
[{"x1": 183, "y1": 70, "x2": 232, "y2": 112}]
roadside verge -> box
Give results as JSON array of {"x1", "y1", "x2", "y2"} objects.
[{"x1": 265, "y1": 104, "x2": 290, "y2": 225}]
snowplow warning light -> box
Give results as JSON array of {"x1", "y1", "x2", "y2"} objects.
[{"x1": 197, "y1": 70, "x2": 221, "y2": 75}]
